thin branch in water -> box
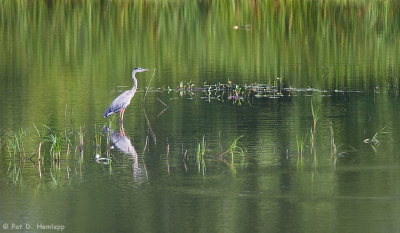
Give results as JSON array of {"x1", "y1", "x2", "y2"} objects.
[
  {"x1": 28, "y1": 143, "x2": 40, "y2": 160},
  {"x1": 143, "y1": 108, "x2": 157, "y2": 144},
  {"x1": 157, "y1": 98, "x2": 168, "y2": 108},
  {"x1": 66, "y1": 143, "x2": 70, "y2": 158},
  {"x1": 157, "y1": 107, "x2": 168, "y2": 118},
  {"x1": 38, "y1": 159, "x2": 42, "y2": 178},
  {"x1": 183, "y1": 149, "x2": 188, "y2": 173},
  {"x1": 166, "y1": 138, "x2": 170, "y2": 176},
  {"x1": 166, "y1": 141, "x2": 170, "y2": 159},
  {"x1": 156, "y1": 97, "x2": 169, "y2": 117},
  {"x1": 142, "y1": 68, "x2": 157, "y2": 108},
  {"x1": 142, "y1": 68, "x2": 157, "y2": 144},
  {"x1": 143, "y1": 135, "x2": 149, "y2": 154}
]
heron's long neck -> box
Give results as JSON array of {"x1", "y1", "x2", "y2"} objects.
[{"x1": 131, "y1": 73, "x2": 138, "y2": 93}]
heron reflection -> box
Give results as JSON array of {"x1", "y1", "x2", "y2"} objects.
[
  {"x1": 104, "y1": 127, "x2": 144, "y2": 179},
  {"x1": 104, "y1": 126, "x2": 137, "y2": 156}
]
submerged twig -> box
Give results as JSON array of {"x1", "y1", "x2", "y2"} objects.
[
  {"x1": 142, "y1": 68, "x2": 157, "y2": 108},
  {"x1": 183, "y1": 149, "x2": 188, "y2": 173},
  {"x1": 142, "y1": 136, "x2": 149, "y2": 181},
  {"x1": 157, "y1": 97, "x2": 168, "y2": 108},
  {"x1": 157, "y1": 107, "x2": 168, "y2": 118},
  {"x1": 142, "y1": 68, "x2": 157, "y2": 144},
  {"x1": 166, "y1": 139, "x2": 170, "y2": 176},
  {"x1": 143, "y1": 108, "x2": 157, "y2": 144}
]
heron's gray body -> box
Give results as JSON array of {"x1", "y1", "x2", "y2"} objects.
[
  {"x1": 104, "y1": 67, "x2": 147, "y2": 119},
  {"x1": 104, "y1": 89, "x2": 135, "y2": 118}
]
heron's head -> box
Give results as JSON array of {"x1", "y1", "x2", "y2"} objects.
[{"x1": 133, "y1": 67, "x2": 148, "y2": 73}]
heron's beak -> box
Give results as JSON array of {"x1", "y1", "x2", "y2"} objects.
[{"x1": 143, "y1": 69, "x2": 149, "y2": 72}]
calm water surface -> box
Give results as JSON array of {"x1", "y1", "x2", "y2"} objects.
[{"x1": 1, "y1": 1, "x2": 400, "y2": 233}]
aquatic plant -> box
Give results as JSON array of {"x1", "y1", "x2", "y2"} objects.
[
  {"x1": 311, "y1": 100, "x2": 320, "y2": 139},
  {"x1": 49, "y1": 132, "x2": 62, "y2": 161},
  {"x1": 7, "y1": 128, "x2": 26, "y2": 159},
  {"x1": 105, "y1": 116, "x2": 115, "y2": 148},
  {"x1": 311, "y1": 100, "x2": 320, "y2": 167},
  {"x1": 7, "y1": 160, "x2": 23, "y2": 185},
  {"x1": 363, "y1": 126, "x2": 388, "y2": 152},
  {"x1": 330, "y1": 122, "x2": 337, "y2": 166},
  {"x1": 78, "y1": 125, "x2": 86, "y2": 159},
  {"x1": 296, "y1": 133, "x2": 307, "y2": 157},
  {"x1": 94, "y1": 124, "x2": 102, "y2": 156},
  {"x1": 216, "y1": 136, "x2": 245, "y2": 170},
  {"x1": 31, "y1": 123, "x2": 48, "y2": 162},
  {"x1": 196, "y1": 136, "x2": 206, "y2": 176}
]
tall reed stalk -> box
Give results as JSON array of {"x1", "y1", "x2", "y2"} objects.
[
  {"x1": 310, "y1": 100, "x2": 320, "y2": 167},
  {"x1": 329, "y1": 122, "x2": 337, "y2": 166},
  {"x1": 196, "y1": 136, "x2": 206, "y2": 176}
]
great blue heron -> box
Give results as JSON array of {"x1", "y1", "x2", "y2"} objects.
[{"x1": 104, "y1": 67, "x2": 148, "y2": 121}]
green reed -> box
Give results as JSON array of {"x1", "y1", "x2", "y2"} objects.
[
  {"x1": 363, "y1": 126, "x2": 388, "y2": 152},
  {"x1": 49, "y1": 132, "x2": 62, "y2": 161},
  {"x1": 311, "y1": 100, "x2": 320, "y2": 140},
  {"x1": 32, "y1": 123, "x2": 48, "y2": 161},
  {"x1": 214, "y1": 136, "x2": 245, "y2": 172},
  {"x1": 196, "y1": 136, "x2": 206, "y2": 176},
  {"x1": 227, "y1": 136, "x2": 244, "y2": 166},
  {"x1": 330, "y1": 122, "x2": 337, "y2": 166},
  {"x1": 296, "y1": 133, "x2": 307, "y2": 158},
  {"x1": 8, "y1": 160, "x2": 22, "y2": 185},
  {"x1": 7, "y1": 128, "x2": 26, "y2": 159},
  {"x1": 94, "y1": 124, "x2": 102, "y2": 156},
  {"x1": 6, "y1": 129, "x2": 26, "y2": 186},
  {"x1": 105, "y1": 117, "x2": 115, "y2": 148},
  {"x1": 311, "y1": 100, "x2": 320, "y2": 167}
]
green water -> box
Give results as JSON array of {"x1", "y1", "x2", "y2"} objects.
[{"x1": 1, "y1": 1, "x2": 400, "y2": 232}]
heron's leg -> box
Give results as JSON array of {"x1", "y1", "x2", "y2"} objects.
[
  {"x1": 121, "y1": 108, "x2": 125, "y2": 121},
  {"x1": 118, "y1": 109, "x2": 124, "y2": 125},
  {"x1": 120, "y1": 123, "x2": 125, "y2": 136}
]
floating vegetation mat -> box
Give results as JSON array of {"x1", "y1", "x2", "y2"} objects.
[{"x1": 164, "y1": 81, "x2": 391, "y2": 103}]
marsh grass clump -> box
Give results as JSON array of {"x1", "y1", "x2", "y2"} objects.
[
  {"x1": 48, "y1": 131, "x2": 64, "y2": 161},
  {"x1": 216, "y1": 136, "x2": 245, "y2": 170},
  {"x1": 296, "y1": 133, "x2": 307, "y2": 158},
  {"x1": 7, "y1": 128, "x2": 26, "y2": 159},
  {"x1": 43, "y1": 124, "x2": 73, "y2": 162},
  {"x1": 363, "y1": 126, "x2": 388, "y2": 151},
  {"x1": 94, "y1": 124, "x2": 102, "y2": 156},
  {"x1": 7, "y1": 160, "x2": 23, "y2": 185},
  {"x1": 227, "y1": 136, "x2": 244, "y2": 165},
  {"x1": 77, "y1": 125, "x2": 86, "y2": 160},
  {"x1": 6, "y1": 129, "x2": 27, "y2": 185}
]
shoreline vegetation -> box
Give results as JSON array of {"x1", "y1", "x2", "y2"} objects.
[{"x1": 1, "y1": 0, "x2": 400, "y2": 91}]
